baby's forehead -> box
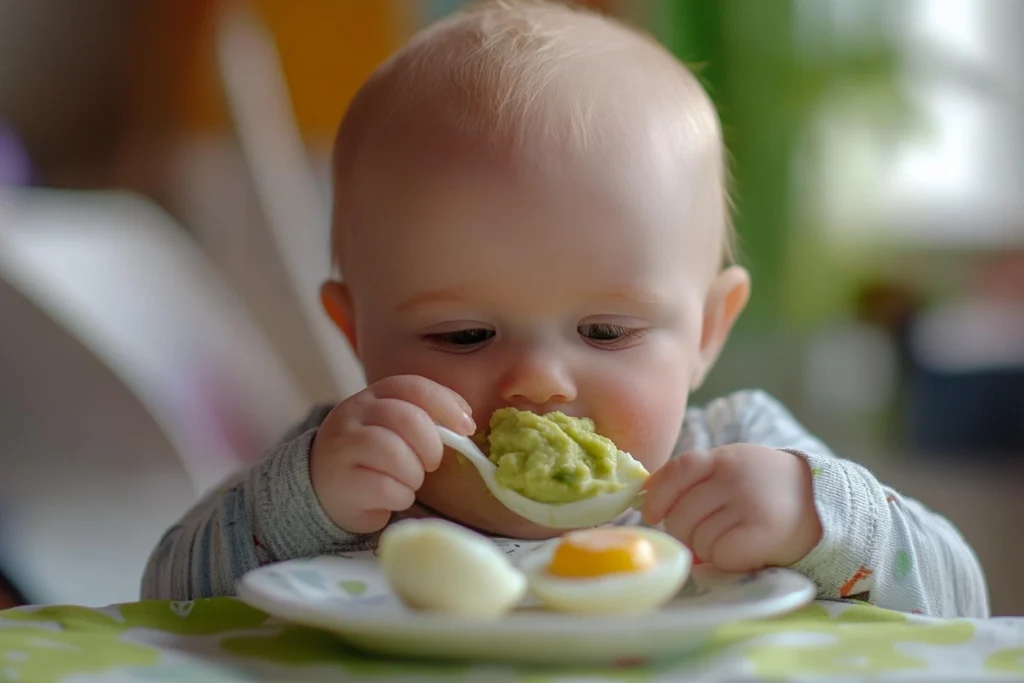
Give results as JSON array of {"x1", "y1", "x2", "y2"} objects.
[
  {"x1": 337, "y1": 2, "x2": 719, "y2": 164},
  {"x1": 332, "y1": 1, "x2": 730, "y2": 270}
]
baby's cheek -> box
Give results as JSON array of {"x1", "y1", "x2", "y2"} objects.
[
  {"x1": 597, "y1": 380, "x2": 686, "y2": 473},
  {"x1": 367, "y1": 346, "x2": 494, "y2": 412}
]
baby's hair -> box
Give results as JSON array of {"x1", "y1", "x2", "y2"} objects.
[{"x1": 331, "y1": 0, "x2": 736, "y2": 272}]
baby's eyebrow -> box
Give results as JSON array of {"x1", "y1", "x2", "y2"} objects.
[
  {"x1": 587, "y1": 287, "x2": 668, "y2": 306},
  {"x1": 395, "y1": 288, "x2": 472, "y2": 312},
  {"x1": 396, "y1": 286, "x2": 669, "y2": 313}
]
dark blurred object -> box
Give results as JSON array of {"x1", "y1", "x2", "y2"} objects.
[
  {"x1": 856, "y1": 280, "x2": 922, "y2": 334},
  {"x1": 853, "y1": 273, "x2": 1024, "y2": 461},
  {"x1": 0, "y1": 120, "x2": 31, "y2": 187},
  {"x1": 908, "y1": 364, "x2": 1024, "y2": 459},
  {"x1": 0, "y1": 0, "x2": 214, "y2": 202},
  {"x1": 0, "y1": 510, "x2": 29, "y2": 607},
  {"x1": 855, "y1": 279, "x2": 923, "y2": 360},
  {"x1": 906, "y1": 253, "x2": 1024, "y2": 460},
  {"x1": 0, "y1": 0, "x2": 144, "y2": 186},
  {"x1": 0, "y1": 567, "x2": 28, "y2": 609}
]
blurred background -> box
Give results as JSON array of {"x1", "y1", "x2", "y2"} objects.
[{"x1": 0, "y1": 0, "x2": 1021, "y2": 614}]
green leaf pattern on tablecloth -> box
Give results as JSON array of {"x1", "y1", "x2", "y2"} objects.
[
  {"x1": 690, "y1": 603, "x2": 976, "y2": 679},
  {"x1": 221, "y1": 625, "x2": 480, "y2": 679},
  {"x1": 221, "y1": 625, "x2": 344, "y2": 665},
  {"x1": 118, "y1": 599, "x2": 270, "y2": 635},
  {"x1": 986, "y1": 647, "x2": 1024, "y2": 673},
  {"x1": 0, "y1": 599, "x2": 1021, "y2": 682},
  {"x1": 0, "y1": 624, "x2": 159, "y2": 683}
]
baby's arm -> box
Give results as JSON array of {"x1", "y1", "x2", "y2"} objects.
[
  {"x1": 140, "y1": 406, "x2": 376, "y2": 601},
  {"x1": 698, "y1": 390, "x2": 989, "y2": 618},
  {"x1": 143, "y1": 376, "x2": 475, "y2": 601}
]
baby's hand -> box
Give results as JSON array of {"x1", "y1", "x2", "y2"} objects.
[
  {"x1": 642, "y1": 445, "x2": 822, "y2": 572},
  {"x1": 309, "y1": 375, "x2": 476, "y2": 534}
]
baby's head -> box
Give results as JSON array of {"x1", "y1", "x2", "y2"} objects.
[{"x1": 322, "y1": 0, "x2": 749, "y2": 538}]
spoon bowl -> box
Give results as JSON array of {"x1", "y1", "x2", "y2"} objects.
[{"x1": 437, "y1": 426, "x2": 647, "y2": 529}]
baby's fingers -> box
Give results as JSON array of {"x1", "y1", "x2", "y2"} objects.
[
  {"x1": 642, "y1": 450, "x2": 716, "y2": 525},
  {"x1": 361, "y1": 399, "x2": 445, "y2": 474},
  {"x1": 346, "y1": 464, "x2": 416, "y2": 514},
  {"x1": 689, "y1": 507, "x2": 745, "y2": 568},
  {"x1": 371, "y1": 375, "x2": 475, "y2": 435},
  {"x1": 332, "y1": 464, "x2": 415, "y2": 534},
  {"x1": 350, "y1": 425, "x2": 429, "y2": 489},
  {"x1": 661, "y1": 479, "x2": 729, "y2": 549}
]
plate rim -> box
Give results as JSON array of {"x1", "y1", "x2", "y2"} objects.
[{"x1": 237, "y1": 556, "x2": 817, "y2": 636}]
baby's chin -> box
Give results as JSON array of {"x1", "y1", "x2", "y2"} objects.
[{"x1": 414, "y1": 450, "x2": 571, "y2": 541}]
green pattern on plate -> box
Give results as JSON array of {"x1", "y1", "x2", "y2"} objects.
[{"x1": 339, "y1": 580, "x2": 369, "y2": 596}]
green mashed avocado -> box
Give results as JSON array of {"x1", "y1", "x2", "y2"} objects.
[{"x1": 486, "y1": 408, "x2": 648, "y2": 504}]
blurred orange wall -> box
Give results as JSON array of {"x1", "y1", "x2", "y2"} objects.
[{"x1": 177, "y1": 1, "x2": 402, "y2": 137}]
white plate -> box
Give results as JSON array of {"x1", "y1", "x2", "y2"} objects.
[{"x1": 237, "y1": 547, "x2": 816, "y2": 664}]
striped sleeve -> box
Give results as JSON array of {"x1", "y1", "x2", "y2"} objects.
[{"x1": 140, "y1": 405, "x2": 379, "y2": 600}]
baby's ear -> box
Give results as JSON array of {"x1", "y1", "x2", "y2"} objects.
[
  {"x1": 320, "y1": 280, "x2": 359, "y2": 356},
  {"x1": 692, "y1": 266, "x2": 750, "y2": 389}
]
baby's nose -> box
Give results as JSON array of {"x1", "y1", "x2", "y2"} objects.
[{"x1": 498, "y1": 350, "x2": 577, "y2": 408}]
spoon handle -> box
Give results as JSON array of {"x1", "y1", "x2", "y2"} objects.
[
  {"x1": 437, "y1": 426, "x2": 492, "y2": 469},
  {"x1": 436, "y1": 425, "x2": 465, "y2": 452}
]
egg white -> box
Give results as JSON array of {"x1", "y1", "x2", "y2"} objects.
[
  {"x1": 518, "y1": 527, "x2": 692, "y2": 615},
  {"x1": 378, "y1": 518, "x2": 527, "y2": 619}
]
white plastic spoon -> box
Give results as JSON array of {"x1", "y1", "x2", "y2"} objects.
[{"x1": 437, "y1": 426, "x2": 648, "y2": 529}]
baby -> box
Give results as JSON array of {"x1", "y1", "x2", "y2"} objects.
[{"x1": 143, "y1": 0, "x2": 988, "y2": 617}]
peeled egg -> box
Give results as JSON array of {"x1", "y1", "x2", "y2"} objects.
[
  {"x1": 377, "y1": 519, "x2": 527, "y2": 619},
  {"x1": 519, "y1": 527, "x2": 691, "y2": 615}
]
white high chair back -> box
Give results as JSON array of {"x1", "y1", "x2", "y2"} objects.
[
  {"x1": 214, "y1": 0, "x2": 365, "y2": 398},
  {"x1": 0, "y1": 188, "x2": 307, "y2": 605}
]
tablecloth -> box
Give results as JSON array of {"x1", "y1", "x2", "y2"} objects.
[{"x1": 1, "y1": 598, "x2": 1023, "y2": 682}]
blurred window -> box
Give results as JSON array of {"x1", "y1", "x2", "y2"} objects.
[{"x1": 796, "y1": 0, "x2": 1024, "y2": 248}]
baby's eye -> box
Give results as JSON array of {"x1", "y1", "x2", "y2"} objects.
[
  {"x1": 578, "y1": 323, "x2": 645, "y2": 349},
  {"x1": 423, "y1": 328, "x2": 495, "y2": 350}
]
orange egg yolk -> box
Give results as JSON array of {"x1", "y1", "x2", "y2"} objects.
[{"x1": 546, "y1": 529, "x2": 657, "y2": 579}]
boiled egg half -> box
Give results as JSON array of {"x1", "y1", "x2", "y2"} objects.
[
  {"x1": 378, "y1": 519, "x2": 526, "y2": 619},
  {"x1": 519, "y1": 527, "x2": 691, "y2": 615}
]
